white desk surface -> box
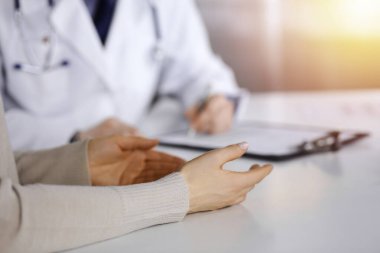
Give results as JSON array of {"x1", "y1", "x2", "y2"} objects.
[{"x1": 68, "y1": 90, "x2": 380, "y2": 253}]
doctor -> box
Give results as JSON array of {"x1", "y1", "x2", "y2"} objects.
[{"x1": 0, "y1": 0, "x2": 240, "y2": 151}]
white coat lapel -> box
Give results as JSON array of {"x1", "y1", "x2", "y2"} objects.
[
  {"x1": 104, "y1": 1, "x2": 154, "y2": 89},
  {"x1": 50, "y1": 0, "x2": 112, "y2": 88},
  {"x1": 103, "y1": 0, "x2": 133, "y2": 86}
]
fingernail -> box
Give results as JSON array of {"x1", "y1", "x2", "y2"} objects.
[{"x1": 238, "y1": 142, "x2": 249, "y2": 150}]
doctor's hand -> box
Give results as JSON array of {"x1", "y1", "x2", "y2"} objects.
[
  {"x1": 78, "y1": 118, "x2": 139, "y2": 140},
  {"x1": 180, "y1": 142, "x2": 272, "y2": 213},
  {"x1": 185, "y1": 95, "x2": 234, "y2": 135},
  {"x1": 88, "y1": 136, "x2": 185, "y2": 186}
]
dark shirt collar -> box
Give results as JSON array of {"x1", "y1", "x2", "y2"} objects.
[{"x1": 83, "y1": 0, "x2": 99, "y2": 17}]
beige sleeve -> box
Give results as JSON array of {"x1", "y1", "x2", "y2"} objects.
[
  {"x1": 0, "y1": 172, "x2": 189, "y2": 253},
  {"x1": 14, "y1": 141, "x2": 91, "y2": 186}
]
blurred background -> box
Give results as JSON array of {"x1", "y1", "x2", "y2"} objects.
[{"x1": 196, "y1": 0, "x2": 380, "y2": 92}]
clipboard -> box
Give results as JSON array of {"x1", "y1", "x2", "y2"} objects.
[{"x1": 158, "y1": 121, "x2": 370, "y2": 161}]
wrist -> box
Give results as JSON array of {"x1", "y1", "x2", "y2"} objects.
[{"x1": 180, "y1": 169, "x2": 197, "y2": 214}]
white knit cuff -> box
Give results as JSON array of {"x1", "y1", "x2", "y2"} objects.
[{"x1": 114, "y1": 173, "x2": 189, "y2": 230}]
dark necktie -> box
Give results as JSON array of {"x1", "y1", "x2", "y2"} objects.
[{"x1": 84, "y1": 0, "x2": 118, "y2": 45}]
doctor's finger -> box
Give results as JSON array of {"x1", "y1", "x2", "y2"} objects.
[
  {"x1": 185, "y1": 106, "x2": 199, "y2": 122},
  {"x1": 208, "y1": 109, "x2": 233, "y2": 134},
  {"x1": 192, "y1": 110, "x2": 213, "y2": 133},
  {"x1": 206, "y1": 96, "x2": 228, "y2": 114}
]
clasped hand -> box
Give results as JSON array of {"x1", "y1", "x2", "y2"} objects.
[
  {"x1": 87, "y1": 135, "x2": 273, "y2": 214},
  {"x1": 88, "y1": 136, "x2": 185, "y2": 186}
]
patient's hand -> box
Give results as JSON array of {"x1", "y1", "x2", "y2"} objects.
[
  {"x1": 88, "y1": 136, "x2": 185, "y2": 186},
  {"x1": 180, "y1": 142, "x2": 272, "y2": 213}
]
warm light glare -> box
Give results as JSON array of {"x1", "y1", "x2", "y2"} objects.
[
  {"x1": 285, "y1": 0, "x2": 380, "y2": 38},
  {"x1": 337, "y1": 0, "x2": 380, "y2": 36},
  {"x1": 280, "y1": 0, "x2": 380, "y2": 91}
]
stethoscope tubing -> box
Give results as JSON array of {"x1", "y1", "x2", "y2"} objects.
[{"x1": 12, "y1": 0, "x2": 165, "y2": 74}]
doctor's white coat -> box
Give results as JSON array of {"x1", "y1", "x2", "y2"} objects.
[{"x1": 0, "y1": 0, "x2": 239, "y2": 150}]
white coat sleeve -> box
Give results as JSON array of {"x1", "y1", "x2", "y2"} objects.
[{"x1": 158, "y1": 0, "x2": 240, "y2": 109}]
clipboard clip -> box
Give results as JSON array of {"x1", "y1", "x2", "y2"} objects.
[{"x1": 298, "y1": 131, "x2": 341, "y2": 153}]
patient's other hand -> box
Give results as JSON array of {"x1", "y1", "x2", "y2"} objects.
[{"x1": 180, "y1": 142, "x2": 272, "y2": 213}]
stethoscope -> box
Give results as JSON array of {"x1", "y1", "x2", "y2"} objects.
[
  {"x1": 148, "y1": 0, "x2": 167, "y2": 63},
  {"x1": 13, "y1": 0, "x2": 166, "y2": 75}
]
